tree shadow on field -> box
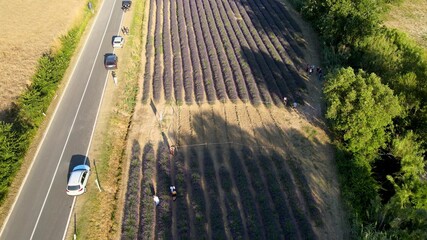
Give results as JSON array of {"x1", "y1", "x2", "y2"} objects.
[
  {"x1": 124, "y1": 110, "x2": 344, "y2": 239},
  {"x1": 236, "y1": 0, "x2": 306, "y2": 60},
  {"x1": 178, "y1": 111, "x2": 338, "y2": 239},
  {"x1": 241, "y1": 44, "x2": 327, "y2": 129},
  {"x1": 240, "y1": 46, "x2": 307, "y2": 106}
]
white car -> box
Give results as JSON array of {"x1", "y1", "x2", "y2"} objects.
[
  {"x1": 112, "y1": 36, "x2": 124, "y2": 48},
  {"x1": 66, "y1": 165, "x2": 90, "y2": 196}
]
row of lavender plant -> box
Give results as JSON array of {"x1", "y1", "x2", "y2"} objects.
[
  {"x1": 155, "y1": 142, "x2": 172, "y2": 238},
  {"x1": 177, "y1": 0, "x2": 194, "y2": 104},
  {"x1": 205, "y1": 0, "x2": 262, "y2": 104},
  {"x1": 152, "y1": 0, "x2": 163, "y2": 102},
  {"x1": 199, "y1": 0, "x2": 250, "y2": 103},
  {"x1": 189, "y1": 0, "x2": 218, "y2": 103},
  {"x1": 194, "y1": 0, "x2": 231, "y2": 102},
  {"x1": 238, "y1": 0, "x2": 297, "y2": 101},
  {"x1": 226, "y1": 0, "x2": 285, "y2": 105},
  {"x1": 141, "y1": 0, "x2": 156, "y2": 103},
  {"x1": 187, "y1": 147, "x2": 209, "y2": 237},
  {"x1": 257, "y1": 149, "x2": 303, "y2": 239},
  {"x1": 170, "y1": 0, "x2": 184, "y2": 104},
  {"x1": 173, "y1": 151, "x2": 190, "y2": 237},
  {"x1": 228, "y1": 147, "x2": 264, "y2": 239},
  {"x1": 121, "y1": 141, "x2": 142, "y2": 240},
  {"x1": 162, "y1": 0, "x2": 173, "y2": 102},
  {"x1": 245, "y1": 0, "x2": 306, "y2": 98},
  {"x1": 241, "y1": 147, "x2": 284, "y2": 238},
  {"x1": 137, "y1": 143, "x2": 155, "y2": 239},
  {"x1": 182, "y1": 0, "x2": 205, "y2": 103},
  {"x1": 212, "y1": 0, "x2": 274, "y2": 104},
  {"x1": 255, "y1": 0, "x2": 305, "y2": 66}
]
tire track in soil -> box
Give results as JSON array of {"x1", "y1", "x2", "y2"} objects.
[
  {"x1": 245, "y1": 105, "x2": 284, "y2": 239},
  {"x1": 177, "y1": 106, "x2": 197, "y2": 238},
  {"x1": 255, "y1": 107, "x2": 305, "y2": 239},
  {"x1": 234, "y1": 104, "x2": 267, "y2": 239}
]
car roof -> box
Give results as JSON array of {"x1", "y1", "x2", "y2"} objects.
[{"x1": 68, "y1": 171, "x2": 84, "y2": 185}]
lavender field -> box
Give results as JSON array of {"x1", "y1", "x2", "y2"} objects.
[{"x1": 141, "y1": 0, "x2": 307, "y2": 105}]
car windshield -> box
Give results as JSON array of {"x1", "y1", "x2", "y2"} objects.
[
  {"x1": 67, "y1": 185, "x2": 80, "y2": 191},
  {"x1": 106, "y1": 57, "x2": 115, "y2": 64}
]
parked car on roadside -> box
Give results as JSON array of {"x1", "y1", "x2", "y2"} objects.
[
  {"x1": 112, "y1": 36, "x2": 124, "y2": 48},
  {"x1": 122, "y1": 0, "x2": 132, "y2": 10},
  {"x1": 104, "y1": 53, "x2": 118, "y2": 70},
  {"x1": 66, "y1": 165, "x2": 90, "y2": 196}
]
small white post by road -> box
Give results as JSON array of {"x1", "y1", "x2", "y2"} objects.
[
  {"x1": 93, "y1": 159, "x2": 102, "y2": 192},
  {"x1": 95, "y1": 179, "x2": 102, "y2": 192}
]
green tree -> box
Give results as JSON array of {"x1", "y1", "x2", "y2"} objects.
[
  {"x1": 385, "y1": 131, "x2": 427, "y2": 238},
  {"x1": 324, "y1": 67, "x2": 401, "y2": 160},
  {"x1": 302, "y1": 0, "x2": 381, "y2": 47}
]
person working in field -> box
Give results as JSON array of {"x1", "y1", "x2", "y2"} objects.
[{"x1": 170, "y1": 186, "x2": 177, "y2": 201}]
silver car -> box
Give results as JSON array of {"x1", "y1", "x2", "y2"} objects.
[{"x1": 66, "y1": 165, "x2": 90, "y2": 196}]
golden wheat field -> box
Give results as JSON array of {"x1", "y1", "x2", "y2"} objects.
[{"x1": 0, "y1": 0, "x2": 86, "y2": 116}]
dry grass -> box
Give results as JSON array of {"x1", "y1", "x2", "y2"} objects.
[
  {"x1": 0, "y1": 0, "x2": 86, "y2": 114},
  {"x1": 383, "y1": 0, "x2": 427, "y2": 48}
]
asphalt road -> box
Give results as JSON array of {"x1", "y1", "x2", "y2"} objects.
[{"x1": 0, "y1": 0, "x2": 124, "y2": 239}]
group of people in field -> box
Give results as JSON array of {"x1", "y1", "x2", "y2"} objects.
[
  {"x1": 306, "y1": 64, "x2": 323, "y2": 81},
  {"x1": 283, "y1": 63, "x2": 323, "y2": 109}
]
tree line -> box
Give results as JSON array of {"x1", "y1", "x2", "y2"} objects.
[{"x1": 288, "y1": 0, "x2": 427, "y2": 238}]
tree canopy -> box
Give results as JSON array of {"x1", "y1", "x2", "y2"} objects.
[{"x1": 324, "y1": 67, "x2": 401, "y2": 160}]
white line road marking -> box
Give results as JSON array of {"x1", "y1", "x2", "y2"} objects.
[
  {"x1": 61, "y1": 2, "x2": 123, "y2": 240},
  {"x1": 29, "y1": 0, "x2": 119, "y2": 239}
]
